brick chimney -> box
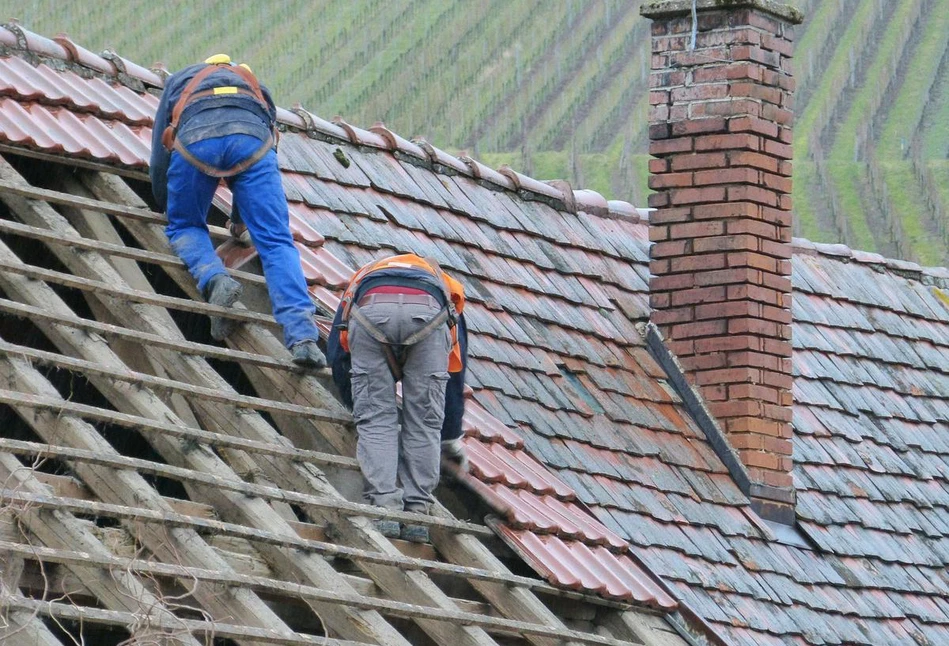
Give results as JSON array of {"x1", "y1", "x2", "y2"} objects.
[{"x1": 641, "y1": 0, "x2": 803, "y2": 522}]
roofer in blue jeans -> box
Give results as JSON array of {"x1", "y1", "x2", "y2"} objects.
[{"x1": 150, "y1": 54, "x2": 325, "y2": 368}]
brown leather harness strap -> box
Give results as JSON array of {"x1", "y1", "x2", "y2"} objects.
[
  {"x1": 421, "y1": 256, "x2": 457, "y2": 328},
  {"x1": 172, "y1": 133, "x2": 274, "y2": 178},
  {"x1": 162, "y1": 64, "x2": 219, "y2": 151},
  {"x1": 161, "y1": 63, "x2": 278, "y2": 177}
]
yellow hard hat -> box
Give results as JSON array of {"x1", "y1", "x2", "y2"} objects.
[
  {"x1": 204, "y1": 53, "x2": 231, "y2": 65},
  {"x1": 238, "y1": 62, "x2": 253, "y2": 73}
]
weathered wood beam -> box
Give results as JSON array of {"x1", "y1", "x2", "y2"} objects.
[
  {"x1": 84, "y1": 171, "x2": 650, "y2": 646},
  {"x1": 0, "y1": 593, "x2": 64, "y2": 646},
  {"x1": 0, "y1": 452, "x2": 562, "y2": 593},
  {"x1": 51, "y1": 171, "x2": 205, "y2": 430},
  {"x1": 0, "y1": 454, "x2": 209, "y2": 646},
  {"x1": 0, "y1": 256, "x2": 277, "y2": 329},
  {"x1": 0, "y1": 295, "x2": 292, "y2": 369},
  {"x1": 0, "y1": 177, "x2": 412, "y2": 645},
  {"x1": 0, "y1": 337, "x2": 349, "y2": 425},
  {"x1": 0, "y1": 537, "x2": 638, "y2": 646},
  {"x1": 0, "y1": 388, "x2": 358, "y2": 472},
  {"x1": 0, "y1": 210, "x2": 265, "y2": 286},
  {"x1": 6, "y1": 597, "x2": 373, "y2": 646},
  {"x1": 12, "y1": 529, "x2": 489, "y2": 621},
  {"x1": 0, "y1": 358, "x2": 306, "y2": 645}
]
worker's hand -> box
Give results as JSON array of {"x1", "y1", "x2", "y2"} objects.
[{"x1": 440, "y1": 438, "x2": 469, "y2": 473}]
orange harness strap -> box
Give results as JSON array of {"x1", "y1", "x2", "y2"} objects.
[{"x1": 337, "y1": 255, "x2": 465, "y2": 373}]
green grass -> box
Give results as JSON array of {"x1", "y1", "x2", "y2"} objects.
[
  {"x1": 826, "y1": 163, "x2": 875, "y2": 252},
  {"x1": 880, "y1": 162, "x2": 942, "y2": 265},
  {"x1": 792, "y1": 0, "x2": 847, "y2": 100},
  {"x1": 922, "y1": 54, "x2": 949, "y2": 160},
  {"x1": 823, "y1": 0, "x2": 919, "y2": 253},
  {"x1": 878, "y1": 5, "x2": 948, "y2": 156},
  {"x1": 831, "y1": 0, "x2": 921, "y2": 163},
  {"x1": 794, "y1": 0, "x2": 878, "y2": 161},
  {"x1": 874, "y1": 3, "x2": 949, "y2": 265},
  {"x1": 792, "y1": 162, "x2": 826, "y2": 243}
]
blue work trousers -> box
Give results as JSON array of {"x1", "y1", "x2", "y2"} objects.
[{"x1": 166, "y1": 134, "x2": 318, "y2": 348}]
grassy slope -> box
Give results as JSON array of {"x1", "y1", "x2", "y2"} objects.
[
  {"x1": 826, "y1": 0, "x2": 914, "y2": 254},
  {"x1": 788, "y1": 0, "x2": 847, "y2": 242},
  {"x1": 2, "y1": 0, "x2": 946, "y2": 263},
  {"x1": 876, "y1": 2, "x2": 949, "y2": 266}
]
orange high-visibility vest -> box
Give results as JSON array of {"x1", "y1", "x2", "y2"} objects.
[{"x1": 339, "y1": 254, "x2": 465, "y2": 372}]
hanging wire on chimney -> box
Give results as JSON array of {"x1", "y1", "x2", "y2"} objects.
[
  {"x1": 689, "y1": 0, "x2": 698, "y2": 50},
  {"x1": 675, "y1": 0, "x2": 733, "y2": 65}
]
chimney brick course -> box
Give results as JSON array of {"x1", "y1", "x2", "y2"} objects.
[{"x1": 642, "y1": 0, "x2": 802, "y2": 520}]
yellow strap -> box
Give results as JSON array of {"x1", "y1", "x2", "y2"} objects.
[{"x1": 213, "y1": 86, "x2": 238, "y2": 95}]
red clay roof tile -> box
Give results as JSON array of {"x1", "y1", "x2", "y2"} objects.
[{"x1": 495, "y1": 526, "x2": 677, "y2": 607}]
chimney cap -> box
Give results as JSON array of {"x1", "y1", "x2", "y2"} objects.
[{"x1": 641, "y1": 0, "x2": 803, "y2": 24}]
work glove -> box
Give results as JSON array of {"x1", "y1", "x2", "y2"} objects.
[{"x1": 440, "y1": 438, "x2": 469, "y2": 473}]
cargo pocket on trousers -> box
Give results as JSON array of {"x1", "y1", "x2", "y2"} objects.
[
  {"x1": 350, "y1": 370, "x2": 371, "y2": 426},
  {"x1": 423, "y1": 372, "x2": 450, "y2": 428}
]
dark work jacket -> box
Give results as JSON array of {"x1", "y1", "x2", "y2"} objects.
[
  {"x1": 326, "y1": 267, "x2": 468, "y2": 442},
  {"x1": 149, "y1": 62, "x2": 277, "y2": 211}
]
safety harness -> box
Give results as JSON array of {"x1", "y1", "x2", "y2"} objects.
[
  {"x1": 161, "y1": 62, "x2": 276, "y2": 178},
  {"x1": 338, "y1": 256, "x2": 462, "y2": 381}
]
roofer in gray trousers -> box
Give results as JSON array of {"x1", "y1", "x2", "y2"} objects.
[
  {"x1": 349, "y1": 295, "x2": 450, "y2": 516},
  {"x1": 327, "y1": 253, "x2": 470, "y2": 543}
]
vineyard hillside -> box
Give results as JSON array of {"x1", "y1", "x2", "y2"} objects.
[{"x1": 4, "y1": 0, "x2": 947, "y2": 264}]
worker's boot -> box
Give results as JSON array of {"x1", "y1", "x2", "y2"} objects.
[
  {"x1": 400, "y1": 505, "x2": 431, "y2": 543},
  {"x1": 290, "y1": 340, "x2": 327, "y2": 369},
  {"x1": 203, "y1": 274, "x2": 242, "y2": 341},
  {"x1": 371, "y1": 519, "x2": 401, "y2": 539}
]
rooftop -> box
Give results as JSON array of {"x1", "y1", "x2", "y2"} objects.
[{"x1": 1, "y1": 20, "x2": 948, "y2": 646}]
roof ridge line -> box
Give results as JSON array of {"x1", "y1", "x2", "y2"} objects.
[
  {"x1": 1, "y1": 21, "x2": 162, "y2": 90},
  {"x1": 792, "y1": 237, "x2": 949, "y2": 285},
  {"x1": 2, "y1": 23, "x2": 651, "y2": 223},
  {"x1": 280, "y1": 108, "x2": 647, "y2": 219}
]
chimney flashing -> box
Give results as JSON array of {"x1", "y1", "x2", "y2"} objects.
[
  {"x1": 645, "y1": 323, "x2": 797, "y2": 522},
  {"x1": 641, "y1": 0, "x2": 803, "y2": 25}
]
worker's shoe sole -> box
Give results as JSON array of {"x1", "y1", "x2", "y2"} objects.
[
  {"x1": 291, "y1": 340, "x2": 327, "y2": 369},
  {"x1": 204, "y1": 274, "x2": 243, "y2": 341}
]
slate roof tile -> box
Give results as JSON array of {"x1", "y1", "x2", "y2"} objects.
[
  {"x1": 394, "y1": 158, "x2": 454, "y2": 211},
  {"x1": 522, "y1": 435, "x2": 575, "y2": 471}
]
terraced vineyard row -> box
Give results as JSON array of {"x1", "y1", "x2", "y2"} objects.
[{"x1": 4, "y1": 0, "x2": 948, "y2": 264}]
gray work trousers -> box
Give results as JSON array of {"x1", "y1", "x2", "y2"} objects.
[{"x1": 348, "y1": 294, "x2": 451, "y2": 512}]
